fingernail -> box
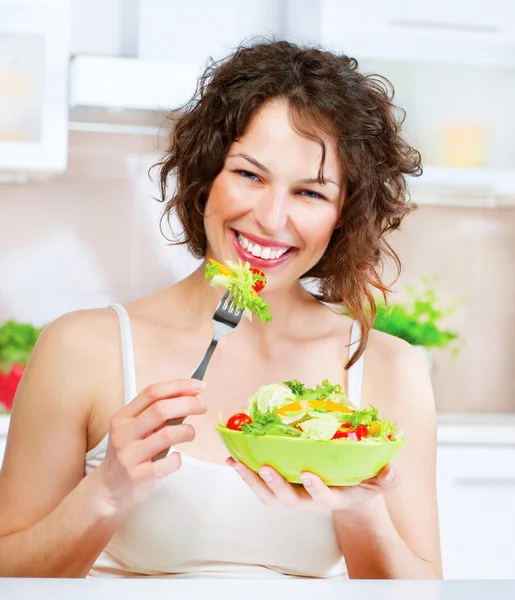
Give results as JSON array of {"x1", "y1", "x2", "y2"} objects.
[
  {"x1": 385, "y1": 468, "x2": 395, "y2": 482},
  {"x1": 259, "y1": 470, "x2": 272, "y2": 483},
  {"x1": 227, "y1": 461, "x2": 246, "y2": 479},
  {"x1": 234, "y1": 467, "x2": 246, "y2": 479},
  {"x1": 199, "y1": 396, "x2": 208, "y2": 410},
  {"x1": 192, "y1": 379, "x2": 205, "y2": 391},
  {"x1": 300, "y1": 475, "x2": 311, "y2": 487}
]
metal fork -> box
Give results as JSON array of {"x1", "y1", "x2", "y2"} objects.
[{"x1": 152, "y1": 290, "x2": 244, "y2": 461}]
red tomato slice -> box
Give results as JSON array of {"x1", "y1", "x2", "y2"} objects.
[
  {"x1": 250, "y1": 268, "x2": 266, "y2": 293},
  {"x1": 332, "y1": 425, "x2": 369, "y2": 441},
  {"x1": 226, "y1": 413, "x2": 252, "y2": 431}
]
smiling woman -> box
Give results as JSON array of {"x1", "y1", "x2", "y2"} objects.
[
  {"x1": 157, "y1": 42, "x2": 422, "y2": 366},
  {"x1": 0, "y1": 38, "x2": 440, "y2": 581}
]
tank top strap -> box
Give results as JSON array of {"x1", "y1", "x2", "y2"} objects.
[
  {"x1": 109, "y1": 303, "x2": 138, "y2": 405},
  {"x1": 347, "y1": 321, "x2": 365, "y2": 408}
]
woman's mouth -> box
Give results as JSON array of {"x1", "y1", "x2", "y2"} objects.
[{"x1": 231, "y1": 230, "x2": 296, "y2": 268}]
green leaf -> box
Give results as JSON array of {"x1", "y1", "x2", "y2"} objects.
[
  {"x1": 0, "y1": 320, "x2": 43, "y2": 371},
  {"x1": 283, "y1": 379, "x2": 306, "y2": 395},
  {"x1": 372, "y1": 277, "x2": 464, "y2": 354},
  {"x1": 242, "y1": 407, "x2": 301, "y2": 437}
]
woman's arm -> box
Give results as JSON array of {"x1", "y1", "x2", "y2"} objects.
[
  {"x1": 0, "y1": 311, "x2": 125, "y2": 576},
  {"x1": 333, "y1": 336, "x2": 442, "y2": 578},
  {"x1": 0, "y1": 310, "x2": 206, "y2": 577}
]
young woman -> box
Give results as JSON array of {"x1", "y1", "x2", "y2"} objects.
[{"x1": 0, "y1": 40, "x2": 441, "y2": 579}]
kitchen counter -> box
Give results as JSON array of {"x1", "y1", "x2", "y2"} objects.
[{"x1": 1, "y1": 578, "x2": 515, "y2": 600}]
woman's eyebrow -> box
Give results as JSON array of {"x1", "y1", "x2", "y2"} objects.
[
  {"x1": 228, "y1": 152, "x2": 340, "y2": 187},
  {"x1": 298, "y1": 177, "x2": 340, "y2": 188},
  {"x1": 227, "y1": 153, "x2": 270, "y2": 173}
]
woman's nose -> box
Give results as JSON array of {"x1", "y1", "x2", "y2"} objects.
[{"x1": 252, "y1": 190, "x2": 289, "y2": 234}]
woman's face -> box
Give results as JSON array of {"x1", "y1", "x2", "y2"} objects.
[{"x1": 204, "y1": 99, "x2": 344, "y2": 292}]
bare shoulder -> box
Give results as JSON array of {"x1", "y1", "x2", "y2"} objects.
[
  {"x1": 14, "y1": 307, "x2": 124, "y2": 421},
  {"x1": 33, "y1": 307, "x2": 120, "y2": 379},
  {"x1": 363, "y1": 328, "x2": 436, "y2": 420}
]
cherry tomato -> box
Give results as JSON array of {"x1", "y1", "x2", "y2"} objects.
[
  {"x1": 356, "y1": 425, "x2": 369, "y2": 440},
  {"x1": 226, "y1": 413, "x2": 252, "y2": 431},
  {"x1": 250, "y1": 268, "x2": 266, "y2": 293},
  {"x1": 332, "y1": 425, "x2": 369, "y2": 441}
]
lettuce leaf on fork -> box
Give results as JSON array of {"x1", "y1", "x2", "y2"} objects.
[{"x1": 205, "y1": 259, "x2": 272, "y2": 322}]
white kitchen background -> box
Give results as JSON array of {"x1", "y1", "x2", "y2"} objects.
[{"x1": 1, "y1": 0, "x2": 515, "y2": 580}]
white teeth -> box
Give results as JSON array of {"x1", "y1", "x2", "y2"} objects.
[
  {"x1": 238, "y1": 234, "x2": 249, "y2": 249},
  {"x1": 236, "y1": 232, "x2": 290, "y2": 260}
]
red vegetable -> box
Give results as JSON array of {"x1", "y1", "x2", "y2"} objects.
[
  {"x1": 356, "y1": 425, "x2": 369, "y2": 440},
  {"x1": 0, "y1": 364, "x2": 25, "y2": 412},
  {"x1": 332, "y1": 425, "x2": 369, "y2": 441},
  {"x1": 226, "y1": 413, "x2": 252, "y2": 431},
  {"x1": 250, "y1": 268, "x2": 266, "y2": 293}
]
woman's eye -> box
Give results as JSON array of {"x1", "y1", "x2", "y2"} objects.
[
  {"x1": 299, "y1": 189, "x2": 326, "y2": 201},
  {"x1": 238, "y1": 170, "x2": 260, "y2": 182}
]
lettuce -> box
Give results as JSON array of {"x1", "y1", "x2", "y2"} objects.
[
  {"x1": 241, "y1": 408, "x2": 301, "y2": 437},
  {"x1": 298, "y1": 413, "x2": 341, "y2": 440},
  {"x1": 246, "y1": 383, "x2": 295, "y2": 415},
  {"x1": 283, "y1": 378, "x2": 353, "y2": 406},
  {"x1": 205, "y1": 259, "x2": 272, "y2": 322}
]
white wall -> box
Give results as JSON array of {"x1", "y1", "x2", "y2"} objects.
[{"x1": 0, "y1": 130, "x2": 200, "y2": 326}]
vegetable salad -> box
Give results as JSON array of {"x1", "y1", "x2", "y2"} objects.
[{"x1": 222, "y1": 379, "x2": 403, "y2": 442}]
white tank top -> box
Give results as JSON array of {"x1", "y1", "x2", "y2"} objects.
[{"x1": 85, "y1": 303, "x2": 365, "y2": 578}]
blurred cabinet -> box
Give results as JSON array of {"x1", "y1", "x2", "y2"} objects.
[
  {"x1": 318, "y1": 0, "x2": 515, "y2": 65},
  {"x1": 283, "y1": 0, "x2": 515, "y2": 206},
  {"x1": 0, "y1": 0, "x2": 70, "y2": 180},
  {"x1": 136, "y1": 0, "x2": 282, "y2": 67},
  {"x1": 437, "y1": 444, "x2": 515, "y2": 579}
]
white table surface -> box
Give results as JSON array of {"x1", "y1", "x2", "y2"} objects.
[{"x1": 0, "y1": 579, "x2": 514, "y2": 600}]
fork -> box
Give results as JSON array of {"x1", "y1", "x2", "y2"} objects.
[{"x1": 152, "y1": 289, "x2": 244, "y2": 461}]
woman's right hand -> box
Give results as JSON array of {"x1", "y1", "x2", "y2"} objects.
[{"x1": 93, "y1": 378, "x2": 206, "y2": 515}]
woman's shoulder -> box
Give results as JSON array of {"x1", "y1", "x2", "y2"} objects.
[
  {"x1": 363, "y1": 328, "x2": 435, "y2": 417},
  {"x1": 365, "y1": 327, "x2": 421, "y2": 366},
  {"x1": 38, "y1": 307, "x2": 121, "y2": 358}
]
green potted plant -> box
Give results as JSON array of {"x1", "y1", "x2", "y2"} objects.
[
  {"x1": 373, "y1": 277, "x2": 463, "y2": 368},
  {"x1": 0, "y1": 320, "x2": 43, "y2": 414}
]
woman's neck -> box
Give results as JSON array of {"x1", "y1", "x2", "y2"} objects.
[{"x1": 177, "y1": 263, "x2": 320, "y2": 344}]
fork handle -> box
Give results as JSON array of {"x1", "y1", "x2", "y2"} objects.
[
  {"x1": 190, "y1": 335, "x2": 219, "y2": 381},
  {"x1": 151, "y1": 335, "x2": 218, "y2": 462}
]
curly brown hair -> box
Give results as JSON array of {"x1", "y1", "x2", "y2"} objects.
[{"x1": 156, "y1": 39, "x2": 422, "y2": 368}]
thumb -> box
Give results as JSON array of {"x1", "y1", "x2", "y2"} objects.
[{"x1": 377, "y1": 464, "x2": 399, "y2": 489}]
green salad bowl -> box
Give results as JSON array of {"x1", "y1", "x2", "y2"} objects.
[{"x1": 216, "y1": 425, "x2": 407, "y2": 486}]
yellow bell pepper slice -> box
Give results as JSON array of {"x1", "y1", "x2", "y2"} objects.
[
  {"x1": 368, "y1": 421, "x2": 381, "y2": 436},
  {"x1": 208, "y1": 258, "x2": 233, "y2": 276},
  {"x1": 276, "y1": 399, "x2": 353, "y2": 416}
]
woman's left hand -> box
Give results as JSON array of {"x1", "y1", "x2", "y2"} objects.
[{"x1": 226, "y1": 457, "x2": 399, "y2": 512}]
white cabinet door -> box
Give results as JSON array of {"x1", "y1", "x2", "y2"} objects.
[
  {"x1": 437, "y1": 445, "x2": 515, "y2": 579},
  {"x1": 318, "y1": 0, "x2": 515, "y2": 64},
  {"x1": 0, "y1": 1, "x2": 69, "y2": 178}
]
